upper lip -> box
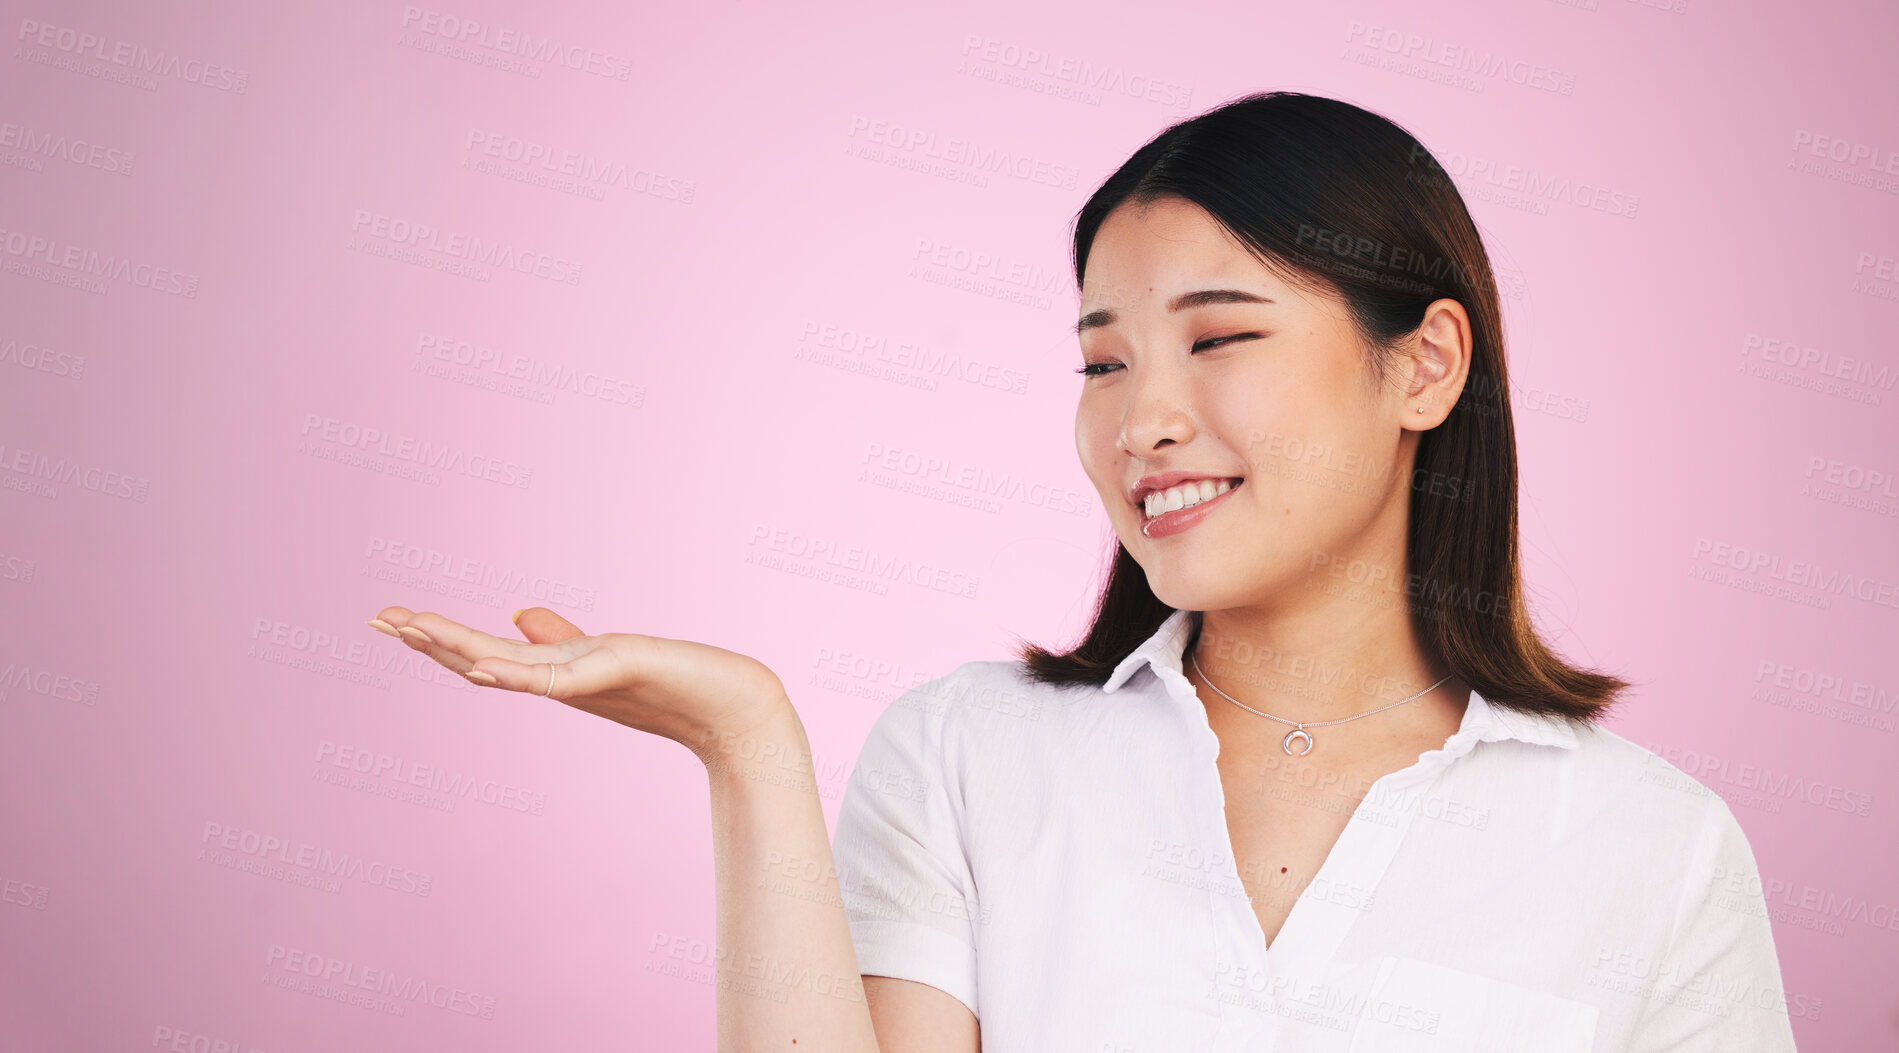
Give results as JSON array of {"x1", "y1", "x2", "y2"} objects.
[{"x1": 1130, "y1": 470, "x2": 1244, "y2": 504}]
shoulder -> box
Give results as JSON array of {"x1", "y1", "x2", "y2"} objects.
[
  {"x1": 870, "y1": 658, "x2": 1120, "y2": 757},
  {"x1": 1564, "y1": 720, "x2": 1720, "y2": 803},
  {"x1": 1574, "y1": 721, "x2": 1775, "y2": 851},
  {"x1": 939, "y1": 658, "x2": 1129, "y2": 735},
  {"x1": 856, "y1": 661, "x2": 1045, "y2": 754},
  {"x1": 1529, "y1": 718, "x2": 1759, "y2": 863},
  {"x1": 844, "y1": 662, "x2": 1076, "y2": 832},
  {"x1": 1565, "y1": 719, "x2": 1704, "y2": 787}
]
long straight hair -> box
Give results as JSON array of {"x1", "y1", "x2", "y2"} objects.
[{"x1": 1014, "y1": 91, "x2": 1630, "y2": 724}]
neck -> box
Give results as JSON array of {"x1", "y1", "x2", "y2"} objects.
[{"x1": 1183, "y1": 605, "x2": 1470, "y2": 760}]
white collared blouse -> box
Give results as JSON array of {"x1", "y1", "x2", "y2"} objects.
[{"x1": 831, "y1": 609, "x2": 1799, "y2": 1051}]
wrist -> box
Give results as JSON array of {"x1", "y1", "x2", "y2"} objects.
[{"x1": 690, "y1": 695, "x2": 808, "y2": 772}]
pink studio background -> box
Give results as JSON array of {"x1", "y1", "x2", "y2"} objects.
[{"x1": 3, "y1": 0, "x2": 1895, "y2": 1048}]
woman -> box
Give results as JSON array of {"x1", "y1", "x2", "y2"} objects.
[{"x1": 367, "y1": 92, "x2": 1796, "y2": 1051}]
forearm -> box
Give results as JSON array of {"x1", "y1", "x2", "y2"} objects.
[{"x1": 701, "y1": 701, "x2": 880, "y2": 1052}]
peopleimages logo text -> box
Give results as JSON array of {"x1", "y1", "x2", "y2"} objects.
[
  {"x1": 398, "y1": 6, "x2": 631, "y2": 80},
  {"x1": 349, "y1": 209, "x2": 583, "y2": 286},
  {"x1": 15, "y1": 18, "x2": 251, "y2": 92}
]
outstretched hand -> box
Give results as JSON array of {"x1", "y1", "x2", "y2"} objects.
[{"x1": 366, "y1": 606, "x2": 794, "y2": 764}]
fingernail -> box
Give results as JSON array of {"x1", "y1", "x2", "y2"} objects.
[
  {"x1": 397, "y1": 626, "x2": 435, "y2": 646},
  {"x1": 511, "y1": 609, "x2": 525, "y2": 625},
  {"x1": 367, "y1": 619, "x2": 401, "y2": 638},
  {"x1": 465, "y1": 670, "x2": 499, "y2": 686}
]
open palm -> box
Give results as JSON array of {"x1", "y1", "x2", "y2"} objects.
[{"x1": 366, "y1": 606, "x2": 790, "y2": 763}]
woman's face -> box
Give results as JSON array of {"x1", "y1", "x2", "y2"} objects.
[{"x1": 1073, "y1": 194, "x2": 1442, "y2": 613}]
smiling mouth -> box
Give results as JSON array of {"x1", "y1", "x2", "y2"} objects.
[{"x1": 1141, "y1": 478, "x2": 1243, "y2": 520}]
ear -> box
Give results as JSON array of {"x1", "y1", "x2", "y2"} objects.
[{"x1": 1404, "y1": 298, "x2": 1472, "y2": 428}]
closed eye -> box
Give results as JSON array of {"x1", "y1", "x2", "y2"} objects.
[
  {"x1": 1074, "y1": 333, "x2": 1264, "y2": 377},
  {"x1": 1194, "y1": 333, "x2": 1261, "y2": 352}
]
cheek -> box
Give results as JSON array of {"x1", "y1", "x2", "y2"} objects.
[
  {"x1": 1221, "y1": 370, "x2": 1356, "y2": 458},
  {"x1": 1075, "y1": 416, "x2": 1138, "y2": 524},
  {"x1": 1074, "y1": 405, "x2": 1116, "y2": 476}
]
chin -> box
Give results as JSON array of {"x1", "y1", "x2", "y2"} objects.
[{"x1": 1138, "y1": 565, "x2": 1243, "y2": 613}]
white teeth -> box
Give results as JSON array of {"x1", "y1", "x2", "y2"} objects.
[{"x1": 1143, "y1": 478, "x2": 1236, "y2": 519}]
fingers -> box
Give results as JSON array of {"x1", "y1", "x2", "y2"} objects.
[
  {"x1": 367, "y1": 605, "x2": 412, "y2": 640},
  {"x1": 366, "y1": 608, "x2": 582, "y2": 678},
  {"x1": 463, "y1": 644, "x2": 628, "y2": 703},
  {"x1": 511, "y1": 607, "x2": 586, "y2": 645}
]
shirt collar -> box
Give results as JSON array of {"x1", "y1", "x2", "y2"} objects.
[{"x1": 1102, "y1": 608, "x2": 1579, "y2": 752}]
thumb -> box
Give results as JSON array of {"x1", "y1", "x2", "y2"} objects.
[{"x1": 512, "y1": 606, "x2": 586, "y2": 644}]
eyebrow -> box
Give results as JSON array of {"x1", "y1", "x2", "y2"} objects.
[{"x1": 1073, "y1": 289, "x2": 1275, "y2": 335}]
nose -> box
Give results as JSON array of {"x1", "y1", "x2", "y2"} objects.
[{"x1": 1116, "y1": 364, "x2": 1198, "y2": 454}]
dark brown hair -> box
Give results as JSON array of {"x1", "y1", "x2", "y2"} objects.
[{"x1": 1011, "y1": 91, "x2": 1630, "y2": 724}]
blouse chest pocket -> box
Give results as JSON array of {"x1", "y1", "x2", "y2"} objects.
[{"x1": 1345, "y1": 955, "x2": 1599, "y2": 1053}]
